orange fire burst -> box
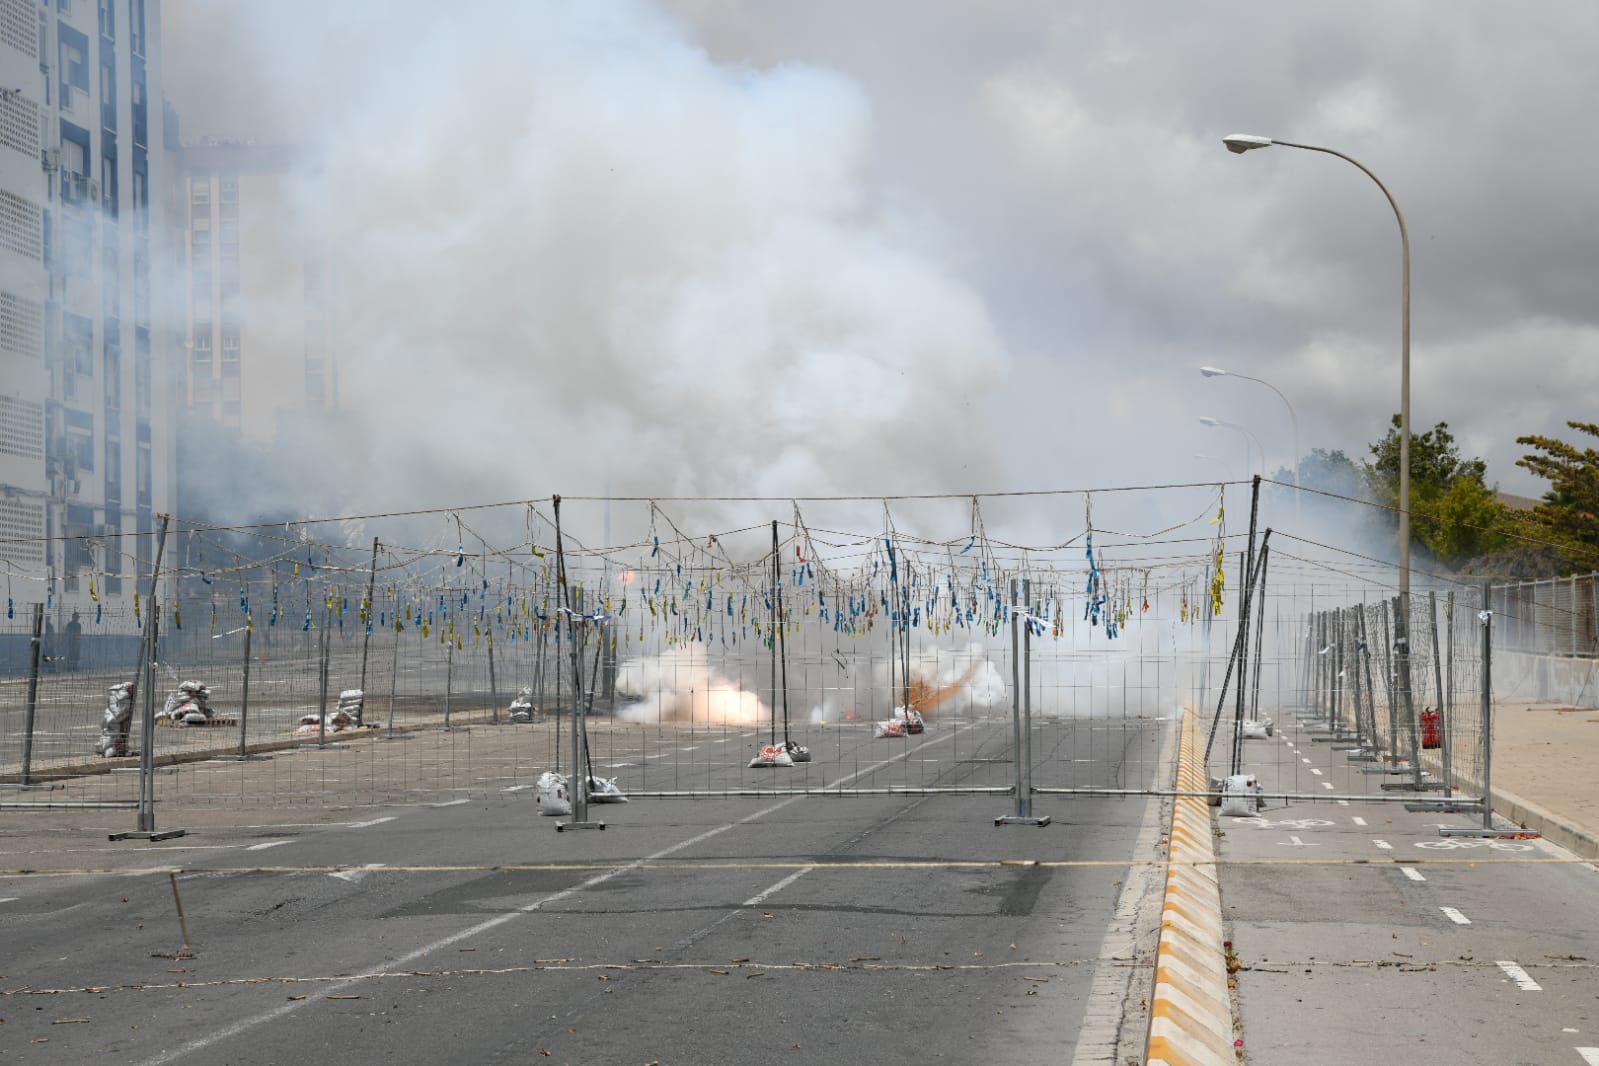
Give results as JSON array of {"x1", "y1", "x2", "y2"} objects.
[{"x1": 901, "y1": 661, "x2": 984, "y2": 718}]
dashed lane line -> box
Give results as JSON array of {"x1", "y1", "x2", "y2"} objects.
[
  {"x1": 1401, "y1": 867, "x2": 1425, "y2": 882},
  {"x1": 1496, "y1": 961, "x2": 1541, "y2": 991},
  {"x1": 1441, "y1": 906, "x2": 1471, "y2": 925},
  {"x1": 128, "y1": 718, "x2": 977, "y2": 1066}
]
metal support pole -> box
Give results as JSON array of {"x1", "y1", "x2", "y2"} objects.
[
  {"x1": 20, "y1": 603, "x2": 42, "y2": 786},
  {"x1": 111, "y1": 517, "x2": 183, "y2": 841},
  {"x1": 239, "y1": 624, "x2": 252, "y2": 756},
  {"x1": 138, "y1": 613, "x2": 159, "y2": 829},
  {"x1": 1442, "y1": 591, "x2": 1455, "y2": 798},
  {"x1": 317, "y1": 606, "x2": 330, "y2": 747},
  {"x1": 358, "y1": 537, "x2": 379, "y2": 716},
  {"x1": 1480, "y1": 584, "x2": 1494, "y2": 828},
  {"x1": 552, "y1": 496, "x2": 602, "y2": 831},
  {"x1": 488, "y1": 632, "x2": 499, "y2": 725},
  {"x1": 443, "y1": 638, "x2": 454, "y2": 730},
  {"x1": 1438, "y1": 582, "x2": 1527, "y2": 838},
  {"x1": 997, "y1": 577, "x2": 1048, "y2": 826},
  {"x1": 216, "y1": 624, "x2": 270, "y2": 761}
]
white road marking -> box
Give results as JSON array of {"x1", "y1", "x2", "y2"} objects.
[
  {"x1": 742, "y1": 866, "x2": 814, "y2": 907},
  {"x1": 0, "y1": 896, "x2": 18, "y2": 904},
  {"x1": 1336, "y1": 799, "x2": 1349, "y2": 806},
  {"x1": 1441, "y1": 906, "x2": 1471, "y2": 925},
  {"x1": 1496, "y1": 960, "x2": 1541, "y2": 991},
  {"x1": 131, "y1": 722, "x2": 970, "y2": 1066},
  {"x1": 1578, "y1": 1049, "x2": 1599, "y2": 1066},
  {"x1": 1351, "y1": 817, "x2": 1368, "y2": 826},
  {"x1": 329, "y1": 864, "x2": 386, "y2": 883},
  {"x1": 1301, "y1": 757, "x2": 1312, "y2": 764},
  {"x1": 1374, "y1": 840, "x2": 1393, "y2": 850},
  {"x1": 1401, "y1": 867, "x2": 1425, "y2": 882},
  {"x1": 246, "y1": 840, "x2": 293, "y2": 851},
  {"x1": 428, "y1": 799, "x2": 470, "y2": 807},
  {"x1": 1321, "y1": 782, "x2": 1335, "y2": 790},
  {"x1": 1310, "y1": 768, "x2": 1323, "y2": 776},
  {"x1": 501, "y1": 784, "x2": 530, "y2": 793},
  {"x1": 346, "y1": 816, "x2": 396, "y2": 829},
  {"x1": 1280, "y1": 836, "x2": 1318, "y2": 847}
]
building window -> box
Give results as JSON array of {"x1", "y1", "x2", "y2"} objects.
[
  {"x1": 100, "y1": 61, "x2": 116, "y2": 131},
  {"x1": 130, "y1": 0, "x2": 145, "y2": 56},
  {"x1": 220, "y1": 176, "x2": 237, "y2": 203},
  {"x1": 103, "y1": 340, "x2": 121, "y2": 420},
  {"x1": 191, "y1": 179, "x2": 209, "y2": 205},
  {"x1": 63, "y1": 312, "x2": 94, "y2": 376},
  {"x1": 98, "y1": 0, "x2": 114, "y2": 39},
  {"x1": 136, "y1": 441, "x2": 151, "y2": 504},
  {"x1": 58, "y1": 28, "x2": 89, "y2": 112},
  {"x1": 65, "y1": 409, "x2": 95, "y2": 475}
]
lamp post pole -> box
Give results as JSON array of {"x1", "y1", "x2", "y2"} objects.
[
  {"x1": 1199, "y1": 416, "x2": 1264, "y2": 480},
  {"x1": 1200, "y1": 365, "x2": 1301, "y2": 526},
  {"x1": 1223, "y1": 132, "x2": 1415, "y2": 771}
]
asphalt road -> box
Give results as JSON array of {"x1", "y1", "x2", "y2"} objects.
[
  {"x1": 1220, "y1": 715, "x2": 1599, "y2": 1066},
  {"x1": 0, "y1": 717, "x2": 1172, "y2": 1065}
]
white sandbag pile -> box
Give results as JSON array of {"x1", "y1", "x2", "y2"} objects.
[
  {"x1": 586, "y1": 776, "x2": 628, "y2": 803},
  {"x1": 337, "y1": 689, "x2": 364, "y2": 725},
  {"x1": 749, "y1": 743, "x2": 794, "y2": 767},
  {"x1": 159, "y1": 681, "x2": 214, "y2": 725},
  {"x1": 1219, "y1": 773, "x2": 1265, "y2": 817},
  {"x1": 295, "y1": 708, "x2": 361, "y2": 734},
  {"x1": 509, "y1": 687, "x2": 536, "y2": 723},
  {"x1": 536, "y1": 770, "x2": 572, "y2": 816},
  {"x1": 95, "y1": 681, "x2": 135, "y2": 756}
]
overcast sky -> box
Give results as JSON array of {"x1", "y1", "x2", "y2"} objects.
[{"x1": 161, "y1": 0, "x2": 1598, "y2": 547}]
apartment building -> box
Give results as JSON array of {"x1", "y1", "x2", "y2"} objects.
[{"x1": 0, "y1": 0, "x2": 176, "y2": 610}]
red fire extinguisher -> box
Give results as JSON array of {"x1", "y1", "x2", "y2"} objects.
[{"x1": 1420, "y1": 709, "x2": 1442, "y2": 749}]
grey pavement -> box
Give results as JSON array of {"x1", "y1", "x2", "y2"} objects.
[{"x1": 1217, "y1": 712, "x2": 1599, "y2": 1066}]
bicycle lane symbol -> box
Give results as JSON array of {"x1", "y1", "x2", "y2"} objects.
[{"x1": 1413, "y1": 839, "x2": 1535, "y2": 852}]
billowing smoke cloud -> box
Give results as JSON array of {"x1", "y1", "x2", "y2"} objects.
[
  {"x1": 614, "y1": 644, "x2": 767, "y2": 725},
  {"x1": 163, "y1": 0, "x2": 1011, "y2": 528}
]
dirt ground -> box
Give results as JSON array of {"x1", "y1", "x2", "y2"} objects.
[{"x1": 1490, "y1": 699, "x2": 1599, "y2": 842}]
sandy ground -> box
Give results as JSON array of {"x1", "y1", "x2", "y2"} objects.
[{"x1": 1491, "y1": 698, "x2": 1599, "y2": 840}]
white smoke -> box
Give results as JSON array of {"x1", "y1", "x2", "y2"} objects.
[
  {"x1": 162, "y1": 0, "x2": 1011, "y2": 521},
  {"x1": 614, "y1": 644, "x2": 768, "y2": 724}
]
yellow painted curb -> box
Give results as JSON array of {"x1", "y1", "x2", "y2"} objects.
[{"x1": 1146, "y1": 709, "x2": 1236, "y2": 1066}]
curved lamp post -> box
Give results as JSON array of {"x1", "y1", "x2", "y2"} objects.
[
  {"x1": 1200, "y1": 365, "x2": 1301, "y2": 525},
  {"x1": 1222, "y1": 131, "x2": 1416, "y2": 767},
  {"x1": 1198, "y1": 416, "x2": 1264, "y2": 479}
]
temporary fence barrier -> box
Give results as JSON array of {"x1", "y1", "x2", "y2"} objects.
[{"x1": 0, "y1": 485, "x2": 1508, "y2": 824}]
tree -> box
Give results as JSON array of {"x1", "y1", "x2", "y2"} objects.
[
  {"x1": 1365, "y1": 416, "x2": 1507, "y2": 568},
  {"x1": 1515, "y1": 420, "x2": 1599, "y2": 572},
  {"x1": 1273, "y1": 448, "x2": 1367, "y2": 500}
]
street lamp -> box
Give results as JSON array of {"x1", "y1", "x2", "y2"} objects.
[
  {"x1": 1198, "y1": 416, "x2": 1264, "y2": 480},
  {"x1": 1200, "y1": 365, "x2": 1301, "y2": 525},
  {"x1": 1223, "y1": 130, "x2": 1417, "y2": 768}
]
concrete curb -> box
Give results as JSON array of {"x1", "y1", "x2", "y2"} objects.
[
  {"x1": 1489, "y1": 785, "x2": 1599, "y2": 861},
  {"x1": 1146, "y1": 709, "x2": 1236, "y2": 1066}
]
